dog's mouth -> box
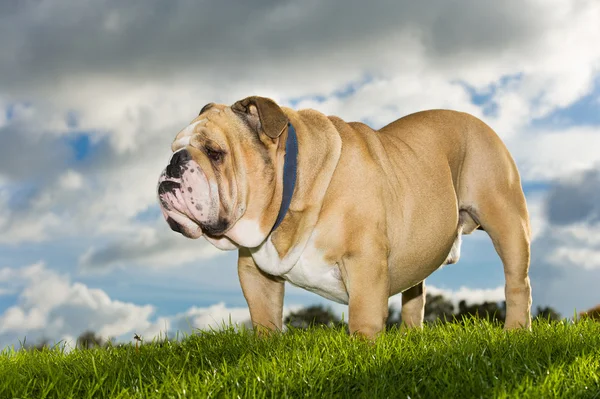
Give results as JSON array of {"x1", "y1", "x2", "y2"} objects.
[{"x1": 157, "y1": 159, "x2": 220, "y2": 238}]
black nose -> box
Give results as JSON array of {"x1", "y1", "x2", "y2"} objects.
[
  {"x1": 166, "y1": 149, "x2": 190, "y2": 178},
  {"x1": 170, "y1": 149, "x2": 190, "y2": 167}
]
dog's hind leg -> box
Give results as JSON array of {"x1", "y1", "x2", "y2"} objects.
[
  {"x1": 400, "y1": 281, "x2": 425, "y2": 330},
  {"x1": 465, "y1": 195, "x2": 532, "y2": 330},
  {"x1": 455, "y1": 116, "x2": 532, "y2": 329}
]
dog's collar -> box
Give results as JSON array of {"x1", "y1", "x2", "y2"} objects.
[{"x1": 271, "y1": 122, "x2": 298, "y2": 233}]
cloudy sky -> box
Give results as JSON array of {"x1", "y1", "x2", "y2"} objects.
[{"x1": 1, "y1": 0, "x2": 600, "y2": 350}]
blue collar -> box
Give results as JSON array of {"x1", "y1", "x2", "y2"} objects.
[{"x1": 271, "y1": 122, "x2": 298, "y2": 232}]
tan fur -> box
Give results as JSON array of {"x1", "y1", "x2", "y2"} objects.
[
  {"x1": 237, "y1": 247, "x2": 285, "y2": 334},
  {"x1": 162, "y1": 97, "x2": 532, "y2": 340}
]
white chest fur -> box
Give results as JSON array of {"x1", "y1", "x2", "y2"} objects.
[{"x1": 249, "y1": 234, "x2": 349, "y2": 305}]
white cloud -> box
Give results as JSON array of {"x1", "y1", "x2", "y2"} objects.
[
  {"x1": 0, "y1": 261, "x2": 307, "y2": 350},
  {"x1": 0, "y1": 206, "x2": 61, "y2": 245},
  {"x1": 550, "y1": 246, "x2": 600, "y2": 271},
  {"x1": 0, "y1": 266, "x2": 13, "y2": 281},
  {"x1": 536, "y1": 222, "x2": 600, "y2": 272},
  {"x1": 0, "y1": 262, "x2": 156, "y2": 349},
  {"x1": 166, "y1": 303, "x2": 251, "y2": 334},
  {"x1": 528, "y1": 165, "x2": 600, "y2": 315},
  {"x1": 427, "y1": 285, "x2": 506, "y2": 305},
  {"x1": 78, "y1": 221, "x2": 225, "y2": 271},
  {"x1": 507, "y1": 128, "x2": 600, "y2": 181},
  {"x1": 58, "y1": 170, "x2": 84, "y2": 190},
  {"x1": 525, "y1": 192, "x2": 549, "y2": 242},
  {"x1": 290, "y1": 74, "x2": 483, "y2": 129}
]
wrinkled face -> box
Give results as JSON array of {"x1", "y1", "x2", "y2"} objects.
[{"x1": 157, "y1": 97, "x2": 289, "y2": 249}]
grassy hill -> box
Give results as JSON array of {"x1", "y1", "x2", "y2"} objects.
[{"x1": 1, "y1": 318, "x2": 599, "y2": 398}]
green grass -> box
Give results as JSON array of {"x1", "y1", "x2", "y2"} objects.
[{"x1": 1, "y1": 318, "x2": 599, "y2": 398}]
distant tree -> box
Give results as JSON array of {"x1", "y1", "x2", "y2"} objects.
[
  {"x1": 103, "y1": 336, "x2": 117, "y2": 348},
  {"x1": 579, "y1": 304, "x2": 600, "y2": 321},
  {"x1": 20, "y1": 337, "x2": 67, "y2": 352},
  {"x1": 284, "y1": 305, "x2": 344, "y2": 329},
  {"x1": 77, "y1": 331, "x2": 104, "y2": 349},
  {"x1": 455, "y1": 300, "x2": 506, "y2": 324},
  {"x1": 30, "y1": 338, "x2": 50, "y2": 351},
  {"x1": 282, "y1": 296, "x2": 565, "y2": 333},
  {"x1": 424, "y1": 293, "x2": 455, "y2": 324},
  {"x1": 534, "y1": 306, "x2": 561, "y2": 322}
]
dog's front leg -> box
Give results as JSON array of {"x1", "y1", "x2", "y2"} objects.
[
  {"x1": 341, "y1": 249, "x2": 390, "y2": 340},
  {"x1": 238, "y1": 247, "x2": 285, "y2": 336}
]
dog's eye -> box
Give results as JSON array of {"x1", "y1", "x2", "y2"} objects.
[{"x1": 205, "y1": 147, "x2": 224, "y2": 162}]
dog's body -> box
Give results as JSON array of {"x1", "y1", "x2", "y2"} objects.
[{"x1": 158, "y1": 97, "x2": 532, "y2": 339}]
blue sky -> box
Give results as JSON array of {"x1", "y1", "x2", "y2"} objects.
[{"x1": 1, "y1": 0, "x2": 600, "y2": 350}]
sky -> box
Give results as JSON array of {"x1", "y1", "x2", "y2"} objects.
[{"x1": 1, "y1": 0, "x2": 600, "y2": 350}]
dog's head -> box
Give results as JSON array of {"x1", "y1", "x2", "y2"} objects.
[{"x1": 157, "y1": 96, "x2": 290, "y2": 249}]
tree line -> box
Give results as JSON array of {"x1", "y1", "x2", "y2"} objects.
[
  {"x1": 284, "y1": 293, "x2": 599, "y2": 330},
  {"x1": 22, "y1": 294, "x2": 600, "y2": 351}
]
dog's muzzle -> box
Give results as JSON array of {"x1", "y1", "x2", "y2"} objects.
[{"x1": 157, "y1": 149, "x2": 214, "y2": 238}]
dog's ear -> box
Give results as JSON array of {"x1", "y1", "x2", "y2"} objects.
[
  {"x1": 231, "y1": 96, "x2": 288, "y2": 139},
  {"x1": 199, "y1": 102, "x2": 215, "y2": 116}
]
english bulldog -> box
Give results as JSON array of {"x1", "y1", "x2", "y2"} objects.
[{"x1": 157, "y1": 96, "x2": 532, "y2": 339}]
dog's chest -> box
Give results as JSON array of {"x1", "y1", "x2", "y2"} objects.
[{"x1": 250, "y1": 236, "x2": 349, "y2": 305}]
